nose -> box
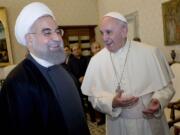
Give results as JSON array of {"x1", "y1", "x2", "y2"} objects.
[
  {"x1": 52, "y1": 32, "x2": 63, "y2": 41},
  {"x1": 102, "y1": 33, "x2": 109, "y2": 42}
]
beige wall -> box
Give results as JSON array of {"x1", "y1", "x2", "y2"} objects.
[
  {"x1": 97, "y1": 0, "x2": 180, "y2": 62},
  {"x1": 0, "y1": 0, "x2": 98, "y2": 63},
  {"x1": 1, "y1": 0, "x2": 180, "y2": 63}
]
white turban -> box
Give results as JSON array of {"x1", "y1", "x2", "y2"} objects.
[
  {"x1": 103, "y1": 12, "x2": 127, "y2": 23},
  {"x1": 15, "y1": 2, "x2": 55, "y2": 46}
]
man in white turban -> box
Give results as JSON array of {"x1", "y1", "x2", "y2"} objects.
[
  {"x1": 0, "y1": 2, "x2": 90, "y2": 135},
  {"x1": 81, "y1": 11, "x2": 175, "y2": 135}
]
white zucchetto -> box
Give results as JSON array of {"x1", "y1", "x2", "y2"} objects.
[
  {"x1": 103, "y1": 12, "x2": 127, "y2": 23},
  {"x1": 15, "y1": 2, "x2": 55, "y2": 46}
]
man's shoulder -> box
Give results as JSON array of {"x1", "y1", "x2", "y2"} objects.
[
  {"x1": 2, "y1": 60, "x2": 28, "y2": 88},
  {"x1": 6, "y1": 59, "x2": 41, "y2": 82},
  {"x1": 132, "y1": 41, "x2": 158, "y2": 53},
  {"x1": 88, "y1": 48, "x2": 108, "y2": 67},
  {"x1": 91, "y1": 48, "x2": 107, "y2": 58}
]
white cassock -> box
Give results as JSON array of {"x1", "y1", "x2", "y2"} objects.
[{"x1": 81, "y1": 40, "x2": 175, "y2": 135}]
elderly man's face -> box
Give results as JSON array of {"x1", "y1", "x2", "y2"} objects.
[
  {"x1": 100, "y1": 17, "x2": 127, "y2": 53},
  {"x1": 72, "y1": 45, "x2": 82, "y2": 58},
  {"x1": 27, "y1": 16, "x2": 65, "y2": 64},
  {"x1": 64, "y1": 46, "x2": 71, "y2": 57},
  {"x1": 91, "y1": 43, "x2": 101, "y2": 55}
]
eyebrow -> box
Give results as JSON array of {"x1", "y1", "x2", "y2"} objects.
[
  {"x1": 41, "y1": 27, "x2": 59, "y2": 32},
  {"x1": 41, "y1": 28, "x2": 52, "y2": 32}
]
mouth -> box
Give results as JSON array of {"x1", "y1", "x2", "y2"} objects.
[
  {"x1": 49, "y1": 44, "x2": 61, "y2": 51},
  {"x1": 104, "y1": 39, "x2": 113, "y2": 46},
  {"x1": 105, "y1": 42, "x2": 113, "y2": 47},
  {"x1": 48, "y1": 40, "x2": 63, "y2": 51}
]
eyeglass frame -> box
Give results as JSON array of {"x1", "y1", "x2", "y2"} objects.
[{"x1": 28, "y1": 28, "x2": 64, "y2": 37}]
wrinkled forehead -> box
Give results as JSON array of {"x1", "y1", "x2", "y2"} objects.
[{"x1": 100, "y1": 17, "x2": 122, "y2": 30}]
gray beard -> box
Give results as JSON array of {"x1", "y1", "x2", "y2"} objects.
[
  {"x1": 44, "y1": 51, "x2": 65, "y2": 65},
  {"x1": 40, "y1": 48, "x2": 65, "y2": 65},
  {"x1": 32, "y1": 40, "x2": 66, "y2": 65}
]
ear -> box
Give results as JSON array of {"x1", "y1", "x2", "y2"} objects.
[
  {"x1": 25, "y1": 33, "x2": 33, "y2": 46},
  {"x1": 122, "y1": 26, "x2": 128, "y2": 38}
]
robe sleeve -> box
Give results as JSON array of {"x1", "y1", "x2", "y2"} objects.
[
  {"x1": 88, "y1": 92, "x2": 122, "y2": 117},
  {"x1": 149, "y1": 48, "x2": 175, "y2": 117},
  {"x1": 152, "y1": 83, "x2": 175, "y2": 117},
  {"x1": 81, "y1": 55, "x2": 122, "y2": 117}
]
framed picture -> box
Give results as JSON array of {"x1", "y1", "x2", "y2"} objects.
[
  {"x1": 125, "y1": 11, "x2": 139, "y2": 40},
  {"x1": 0, "y1": 7, "x2": 13, "y2": 67},
  {"x1": 162, "y1": 0, "x2": 180, "y2": 45}
]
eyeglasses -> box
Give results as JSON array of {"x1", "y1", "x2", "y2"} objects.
[{"x1": 29, "y1": 28, "x2": 64, "y2": 37}]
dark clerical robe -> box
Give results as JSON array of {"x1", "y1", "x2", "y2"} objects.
[{"x1": 0, "y1": 55, "x2": 90, "y2": 135}]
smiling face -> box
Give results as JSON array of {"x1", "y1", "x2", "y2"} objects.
[
  {"x1": 100, "y1": 16, "x2": 128, "y2": 53},
  {"x1": 26, "y1": 15, "x2": 65, "y2": 64}
]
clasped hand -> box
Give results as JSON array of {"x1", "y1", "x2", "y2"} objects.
[
  {"x1": 112, "y1": 90, "x2": 160, "y2": 118},
  {"x1": 112, "y1": 90, "x2": 139, "y2": 108},
  {"x1": 142, "y1": 98, "x2": 160, "y2": 118}
]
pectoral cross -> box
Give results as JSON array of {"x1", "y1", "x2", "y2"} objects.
[{"x1": 116, "y1": 83, "x2": 121, "y2": 93}]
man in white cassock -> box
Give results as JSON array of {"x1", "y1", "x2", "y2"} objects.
[{"x1": 81, "y1": 11, "x2": 175, "y2": 135}]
